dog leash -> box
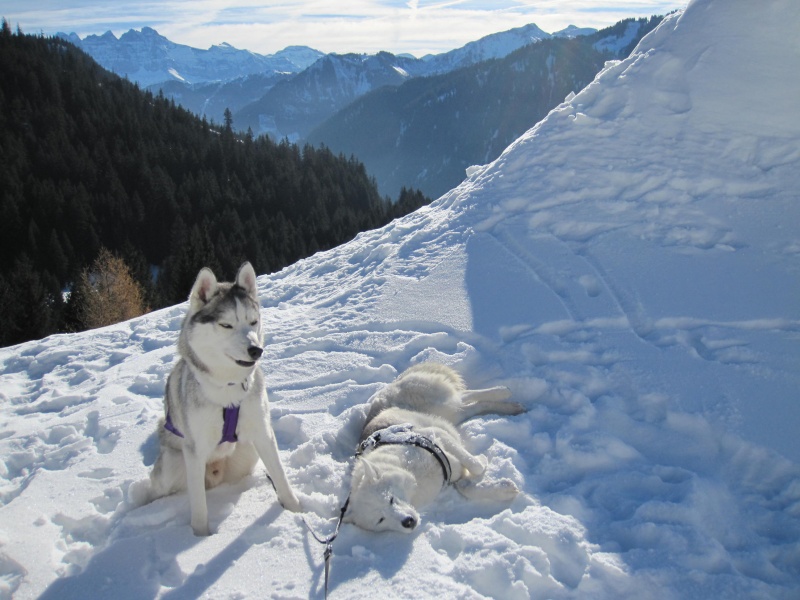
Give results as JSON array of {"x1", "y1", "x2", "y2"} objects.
[{"x1": 302, "y1": 497, "x2": 350, "y2": 599}]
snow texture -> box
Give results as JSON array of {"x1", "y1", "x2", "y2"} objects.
[{"x1": 2, "y1": 0, "x2": 800, "y2": 598}]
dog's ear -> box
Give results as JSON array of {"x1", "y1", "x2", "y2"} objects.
[
  {"x1": 362, "y1": 461, "x2": 381, "y2": 482},
  {"x1": 236, "y1": 262, "x2": 258, "y2": 299},
  {"x1": 189, "y1": 267, "x2": 218, "y2": 311}
]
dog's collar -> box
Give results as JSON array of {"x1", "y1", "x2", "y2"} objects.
[
  {"x1": 164, "y1": 405, "x2": 240, "y2": 444},
  {"x1": 355, "y1": 423, "x2": 452, "y2": 485}
]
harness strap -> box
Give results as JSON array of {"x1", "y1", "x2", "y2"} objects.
[
  {"x1": 164, "y1": 410, "x2": 184, "y2": 438},
  {"x1": 164, "y1": 405, "x2": 240, "y2": 445},
  {"x1": 220, "y1": 405, "x2": 239, "y2": 443},
  {"x1": 356, "y1": 423, "x2": 452, "y2": 485}
]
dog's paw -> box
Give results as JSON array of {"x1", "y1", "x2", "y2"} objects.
[
  {"x1": 465, "y1": 455, "x2": 488, "y2": 478},
  {"x1": 279, "y1": 493, "x2": 303, "y2": 513},
  {"x1": 191, "y1": 520, "x2": 211, "y2": 537},
  {"x1": 127, "y1": 479, "x2": 153, "y2": 507},
  {"x1": 491, "y1": 478, "x2": 520, "y2": 501}
]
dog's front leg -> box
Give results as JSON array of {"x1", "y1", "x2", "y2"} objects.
[
  {"x1": 252, "y1": 430, "x2": 302, "y2": 512},
  {"x1": 183, "y1": 448, "x2": 211, "y2": 535},
  {"x1": 420, "y1": 428, "x2": 488, "y2": 479}
]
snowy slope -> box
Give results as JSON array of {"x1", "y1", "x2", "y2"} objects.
[{"x1": 2, "y1": 0, "x2": 800, "y2": 598}]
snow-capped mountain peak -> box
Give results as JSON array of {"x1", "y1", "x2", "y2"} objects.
[{"x1": 58, "y1": 27, "x2": 323, "y2": 87}]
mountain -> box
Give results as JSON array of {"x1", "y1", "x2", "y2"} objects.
[
  {"x1": 58, "y1": 27, "x2": 324, "y2": 88},
  {"x1": 307, "y1": 17, "x2": 661, "y2": 199},
  {"x1": 233, "y1": 51, "x2": 426, "y2": 141},
  {"x1": 150, "y1": 71, "x2": 294, "y2": 126},
  {"x1": 64, "y1": 23, "x2": 595, "y2": 137},
  {"x1": 552, "y1": 24, "x2": 598, "y2": 38},
  {"x1": 419, "y1": 23, "x2": 553, "y2": 72},
  {"x1": 2, "y1": 0, "x2": 799, "y2": 598},
  {"x1": 233, "y1": 23, "x2": 596, "y2": 140}
]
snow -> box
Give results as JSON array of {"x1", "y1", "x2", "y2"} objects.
[{"x1": 2, "y1": 0, "x2": 800, "y2": 598}]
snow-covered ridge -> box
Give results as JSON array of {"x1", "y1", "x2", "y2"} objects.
[
  {"x1": 57, "y1": 26, "x2": 324, "y2": 87},
  {"x1": 4, "y1": 0, "x2": 800, "y2": 597}
]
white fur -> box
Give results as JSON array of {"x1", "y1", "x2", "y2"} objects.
[
  {"x1": 345, "y1": 363, "x2": 525, "y2": 533},
  {"x1": 139, "y1": 262, "x2": 301, "y2": 536}
]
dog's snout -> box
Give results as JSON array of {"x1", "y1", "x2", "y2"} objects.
[
  {"x1": 247, "y1": 345, "x2": 263, "y2": 360},
  {"x1": 401, "y1": 516, "x2": 417, "y2": 530}
]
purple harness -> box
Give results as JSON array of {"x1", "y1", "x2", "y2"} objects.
[{"x1": 165, "y1": 405, "x2": 240, "y2": 444}]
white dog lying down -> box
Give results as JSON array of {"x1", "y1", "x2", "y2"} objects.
[{"x1": 343, "y1": 363, "x2": 526, "y2": 533}]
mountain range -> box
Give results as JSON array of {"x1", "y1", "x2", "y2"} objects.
[
  {"x1": 58, "y1": 27, "x2": 324, "y2": 87},
  {"x1": 62, "y1": 18, "x2": 658, "y2": 198},
  {"x1": 307, "y1": 18, "x2": 662, "y2": 198},
  {"x1": 60, "y1": 22, "x2": 597, "y2": 137}
]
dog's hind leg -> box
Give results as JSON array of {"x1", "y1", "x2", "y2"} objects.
[
  {"x1": 221, "y1": 441, "x2": 259, "y2": 484},
  {"x1": 205, "y1": 460, "x2": 226, "y2": 489},
  {"x1": 149, "y1": 446, "x2": 187, "y2": 499},
  {"x1": 457, "y1": 387, "x2": 526, "y2": 422}
]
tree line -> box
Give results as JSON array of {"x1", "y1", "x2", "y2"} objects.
[{"x1": 0, "y1": 21, "x2": 431, "y2": 346}]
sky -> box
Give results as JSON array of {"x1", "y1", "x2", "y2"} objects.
[{"x1": 4, "y1": 0, "x2": 684, "y2": 56}]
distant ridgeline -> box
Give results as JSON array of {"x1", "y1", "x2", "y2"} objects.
[
  {"x1": 307, "y1": 16, "x2": 664, "y2": 199},
  {"x1": 0, "y1": 22, "x2": 430, "y2": 347}
]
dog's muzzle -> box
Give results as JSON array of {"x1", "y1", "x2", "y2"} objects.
[{"x1": 234, "y1": 345, "x2": 263, "y2": 367}]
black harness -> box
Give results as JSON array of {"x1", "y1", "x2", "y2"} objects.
[
  {"x1": 305, "y1": 424, "x2": 452, "y2": 598},
  {"x1": 355, "y1": 424, "x2": 452, "y2": 485}
]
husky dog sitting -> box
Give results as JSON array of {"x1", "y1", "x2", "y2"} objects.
[
  {"x1": 145, "y1": 262, "x2": 301, "y2": 536},
  {"x1": 344, "y1": 363, "x2": 525, "y2": 533}
]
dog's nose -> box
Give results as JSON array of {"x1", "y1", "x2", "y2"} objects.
[
  {"x1": 401, "y1": 516, "x2": 417, "y2": 530},
  {"x1": 247, "y1": 345, "x2": 263, "y2": 360}
]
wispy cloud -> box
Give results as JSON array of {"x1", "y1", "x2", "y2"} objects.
[{"x1": 3, "y1": 0, "x2": 684, "y2": 56}]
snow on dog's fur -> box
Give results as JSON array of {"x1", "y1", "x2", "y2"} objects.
[
  {"x1": 134, "y1": 262, "x2": 301, "y2": 535},
  {"x1": 344, "y1": 363, "x2": 526, "y2": 533}
]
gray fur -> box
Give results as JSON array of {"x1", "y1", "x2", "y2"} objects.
[{"x1": 133, "y1": 262, "x2": 301, "y2": 536}]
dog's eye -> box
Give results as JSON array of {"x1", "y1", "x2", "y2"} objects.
[
  {"x1": 377, "y1": 517, "x2": 384, "y2": 524},
  {"x1": 219, "y1": 323, "x2": 233, "y2": 329},
  {"x1": 249, "y1": 320, "x2": 258, "y2": 326},
  {"x1": 390, "y1": 496, "x2": 395, "y2": 505}
]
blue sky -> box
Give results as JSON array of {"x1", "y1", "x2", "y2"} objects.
[{"x1": 4, "y1": 1, "x2": 684, "y2": 56}]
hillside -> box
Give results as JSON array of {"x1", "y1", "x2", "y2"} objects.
[
  {"x1": 307, "y1": 17, "x2": 662, "y2": 199},
  {"x1": 0, "y1": 0, "x2": 798, "y2": 598},
  {"x1": 0, "y1": 26, "x2": 429, "y2": 346}
]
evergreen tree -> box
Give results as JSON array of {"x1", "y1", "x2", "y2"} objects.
[{"x1": 0, "y1": 29, "x2": 432, "y2": 345}]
